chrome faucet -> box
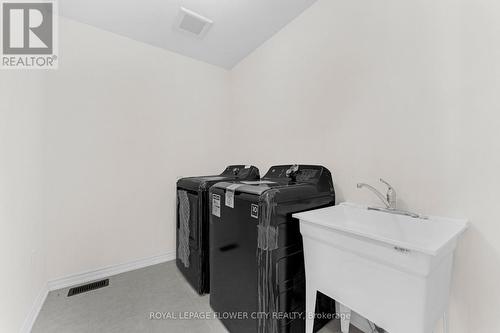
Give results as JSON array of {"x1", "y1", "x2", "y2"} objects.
[
  {"x1": 357, "y1": 178, "x2": 397, "y2": 209},
  {"x1": 356, "y1": 179, "x2": 425, "y2": 219}
]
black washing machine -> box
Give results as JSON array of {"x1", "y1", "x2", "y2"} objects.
[
  {"x1": 176, "y1": 165, "x2": 260, "y2": 295},
  {"x1": 209, "y1": 165, "x2": 336, "y2": 333}
]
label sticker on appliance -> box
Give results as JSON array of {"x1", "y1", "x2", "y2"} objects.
[
  {"x1": 251, "y1": 204, "x2": 259, "y2": 219},
  {"x1": 212, "y1": 194, "x2": 221, "y2": 217},
  {"x1": 225, "y1": 191, "x2": 234, "y2": 208},
  {"x1": 225, "y1": 184, "x2": 241, "y2": 208}
]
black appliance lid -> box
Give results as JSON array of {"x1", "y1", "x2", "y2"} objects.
[{"x1": 212, "y1": 165, "x2": 332, "y2": 195}]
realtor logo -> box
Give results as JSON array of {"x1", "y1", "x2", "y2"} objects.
[{"x1": 1, "y1": 0, "x2": 58, "y2": 69}]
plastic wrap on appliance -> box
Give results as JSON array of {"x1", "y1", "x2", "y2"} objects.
[
  {"x1": 177, "y1": 190, "x2": 190, "y2": 268},
  {"x1": 257, "y1": 189, "x2": 279, "y2": 333},
  {"x1": 198, "y1": 176, "x2": 228, "y2": 190}
]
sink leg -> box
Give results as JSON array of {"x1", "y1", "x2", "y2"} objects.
[
  {"x1": 442, "y1": 312, "x2": 448, "y2": 333},
  {"x1": 305, "y1": 284, "x2": 316, "y2": 333},
  {"x1": 339, "y1": 303, "x2": 351, "y2": 333}
]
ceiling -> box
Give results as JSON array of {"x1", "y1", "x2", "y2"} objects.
[{"x1": 60, "y1": 0, "x2": 317, "y2": 69}]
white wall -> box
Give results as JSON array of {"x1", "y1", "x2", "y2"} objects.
[
  {"x1": 0, "y1": 72, "x2": 47, "y2": 332},
  {"x1": 4, "y1": 1, "x2": 500, "y2": 331},
  {"x1": 43, "y1": 18, "x2": 231, "y2": 280},
  {"x1": 229, "y1": 0, "x2": 500, "y2": 332}
]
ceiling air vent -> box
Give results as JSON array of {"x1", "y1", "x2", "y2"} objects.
[{"x1": 174, "y1": 7, "x2": 213, "y2": 39}]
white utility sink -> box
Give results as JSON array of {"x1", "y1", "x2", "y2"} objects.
[{"x1": 293, "y1": 202, "x2": 468, "y2": 333}]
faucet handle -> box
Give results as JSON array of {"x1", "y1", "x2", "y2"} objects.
[{"x1": 379, "y1": 178, "x2": 397, "y2": 209}]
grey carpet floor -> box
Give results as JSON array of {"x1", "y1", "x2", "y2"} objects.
[{"x1": 32, "y1": 260, "x2": 362, "y2": 333}]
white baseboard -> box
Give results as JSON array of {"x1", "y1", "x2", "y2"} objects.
[
  {"x1": 20, "y1": 283, "x2": 49, "y2": 333},
  {"x1": 47, "y1": 251, "x2": 175, "y2": 291},
  {"x1": 21, "y1": 252, "x2": 175, "y2": 333}
]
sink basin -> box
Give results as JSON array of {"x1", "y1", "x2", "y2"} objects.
[{"x1": 293, "y1": 202, "x2": 468, "y2": 333}]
